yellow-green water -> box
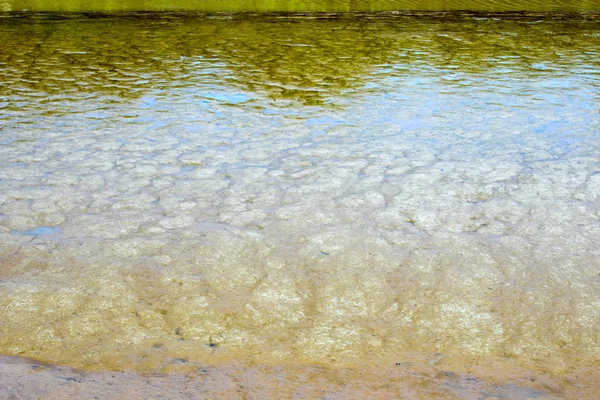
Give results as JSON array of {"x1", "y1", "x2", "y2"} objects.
[
  {"x1": 1, "y1": 0, "x2": 600, "y2": 12},
  {"x1": 0, "y1": 10, "x2": 599, "y2": 398}
]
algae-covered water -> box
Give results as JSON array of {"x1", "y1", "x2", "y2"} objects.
[
  {"x1": 0, "y1": 9, "x2": 599, "y2": 398},
  {"x1": 2, "y1": 0, "x2": 600, "y2": 12}
]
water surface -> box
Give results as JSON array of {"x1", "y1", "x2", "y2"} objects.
[{"x1": 0, "y1": 11, "x2": 599, "y2": 397}]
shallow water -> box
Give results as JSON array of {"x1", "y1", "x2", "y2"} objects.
[{"x1": 0, "y1": 11, "x2": 599, "y2": 395}]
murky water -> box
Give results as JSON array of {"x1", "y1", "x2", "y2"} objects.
[
  {"x1": 1, "y1": 11, "x2": 599, "y2": 397},
  {"x1": 2, "y1": 0, "x2": 600, "y2": 12}
]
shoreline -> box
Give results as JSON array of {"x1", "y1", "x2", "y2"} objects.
[{"x1": 3, "y1": 356, "x2": 599, "y2": 399}]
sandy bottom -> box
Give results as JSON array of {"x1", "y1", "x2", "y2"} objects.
[{"x1": 1, "y1": 356, "x2": 599, "y2": 399}]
